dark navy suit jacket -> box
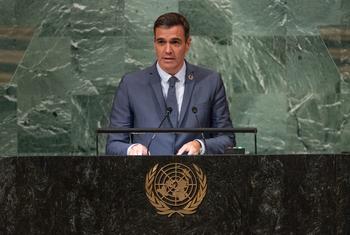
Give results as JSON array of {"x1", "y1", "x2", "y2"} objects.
[{"x1": 106, "y1": 61, "x2": 235, "y2": 155}]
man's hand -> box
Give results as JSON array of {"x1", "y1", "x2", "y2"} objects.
[
  {"x1": 177, "y1": 140, "x2": 201, "y2": 155},
  {"x1": 128, "y1": 144, "x2": 148, "y2": 156}
]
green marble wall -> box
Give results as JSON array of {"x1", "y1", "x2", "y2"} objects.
[{"x1": 0, "y1": 0, "x2": 349, "y2": 155}]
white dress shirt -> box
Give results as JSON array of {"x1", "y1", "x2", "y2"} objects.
[{"x1": 156, "y1": 62, "x2": 186, "y2": 116}]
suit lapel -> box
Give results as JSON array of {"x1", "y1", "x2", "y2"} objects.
[
  {"x1": 178, "y1": 63, "x2": 197, "y2": 127},
  {"x1": 148, "y1": 64, "x2": 167, "y2": 119}
]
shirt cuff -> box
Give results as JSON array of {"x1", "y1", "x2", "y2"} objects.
[{"x1": 195, "y1": 139, "x2": 206, "y2": 155}]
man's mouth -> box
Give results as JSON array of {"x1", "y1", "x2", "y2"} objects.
[{"x1": 163, "y1": 57, "x2": 175, "y2": 61}]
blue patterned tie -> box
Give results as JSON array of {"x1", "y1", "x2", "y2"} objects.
[{"x1": 166, "y1": 76, "x2": 179, "y2": 127}]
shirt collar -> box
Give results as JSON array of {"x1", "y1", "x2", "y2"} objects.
[{"x1": 156, "y1": 61, "x2": 186, "y2": 84}]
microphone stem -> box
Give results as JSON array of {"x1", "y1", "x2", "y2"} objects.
[
  {"x1": 193, "y1": 111, "x2": 207, "y2": 153},
  {"x1": 146, "y1": 109, "x2": 171, "y2": 155}
]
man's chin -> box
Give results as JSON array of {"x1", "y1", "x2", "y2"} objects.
[
  {"x1": 161, "y1": 60, "x2": 176, "y2": 65},
  {"x1": 159, "y1": 63, "x2": 178, "y2": 74}
]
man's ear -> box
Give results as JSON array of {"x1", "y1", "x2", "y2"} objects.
[
  {"x1": 186, "y1": 36, "x2": 192, "y2": 50},
  {"x1": 187, "y1": 36, "x2": 192, "y2": 45}
]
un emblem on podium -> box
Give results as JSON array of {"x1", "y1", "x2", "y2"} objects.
[{"x1": 145, "y1": 163, "x2": 207, "y2": 217}]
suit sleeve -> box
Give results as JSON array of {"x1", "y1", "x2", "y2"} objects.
[
  {"x1": 105, "y1": 76, "x2": 133, "y2": 155},
  {"x1": 205, "y1": 74, "x2": 236, "y2": 154}
]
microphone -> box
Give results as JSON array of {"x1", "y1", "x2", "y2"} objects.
[
  {"x1": 192, "y1": 106, "x2": 207, "y2": 153},
  {"x1": 146, "y1": 107, "x2": 173, "y2": 155}
]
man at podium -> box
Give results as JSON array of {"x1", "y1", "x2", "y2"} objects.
[{"x1": 106, "y1": 12, "x2": 235, "y2": 156}]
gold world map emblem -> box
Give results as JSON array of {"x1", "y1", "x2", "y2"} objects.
[{"x1": 145, "y1": 163, "x2": 207, "y2": 217}]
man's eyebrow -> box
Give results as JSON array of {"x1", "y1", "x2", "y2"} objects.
[
  {"x1": 170, "y1": 38, "x2": 182, "y2": 42},
  {"x1": 155, "y1": 37, "x2": 182, "y2": 42}
]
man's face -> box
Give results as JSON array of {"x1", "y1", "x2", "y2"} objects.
[{"x1": 154, "y1": 25, "x2": 191, "y2": 75}]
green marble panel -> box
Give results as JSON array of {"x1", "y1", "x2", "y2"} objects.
[
  {"x1": 230, "y1": 0, "x2": 286, "y2": 36},
  {"x1": 340, "y1": 0, "x2": 350, "y2": 24},
  {"x1": 14, "y1": 0, "x2": 125, "y2": 36},
  {"x1": 125, "y1": 35, "x2": 155, "y2": 72},
  {"x1": 71, "y1": 36, "x2": 126, "y2": 94},
  {"x1": 12, "y1": 37, "x2": 75, "y2": 154},
  {"x1": 286, "y1": 94, "x2": 350, "y2": 153},
  {"x1": 286, "y1": 36, "x2": 340, "y2": 99},
  {"x1": 287, "y1": 0, "x2": 342, "y2": 35},
  {"x1": 71, "y1": 94, "x2": 113, "y2": 155},
  {"x1": 14, "y1": 37, "x2": 73, "y2": 112},
  {"x1": 0, "y1": 0, "x2": 15, "y2": 25},
  {"x1": 335, "y1": 95, "x2": 350, "y2": 152},
  {"x1": 14, "y1": 0, "x2": 71, "y2": 35},
  {"x1": 70, "y1": 0, "x2": 124, "y2": 37},
  {"x1": 179, "y1": 0, "x2": 233, "y2": 43},
  {"x1": 0, "y1": 0, "x2": 349, "y2": 155},
  {"x1": 124, "y1": 0, "x2": 178, "y2": 37},
  {"x1": 230, "y1": 93, "x2": 288, "y2": 154},
  {"x1": 187, "y1": 35, "x2": 286, "y2": 94},
  {"x1": 341, "y1": 75, "x2": 350, "y2": 94},
  {"x1": 0, "y1": 85, "x2": 17, "y2": 156},
  {"x1": 37, "y1": 0, "x2": 72, "y2": 37},
  {"x1": 17, "y1": 96, "x2": 72, "y2": 154}
]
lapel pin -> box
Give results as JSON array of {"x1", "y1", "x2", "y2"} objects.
[{"x1": 187, "y1": 74, "x2": 194, "y2": 80}]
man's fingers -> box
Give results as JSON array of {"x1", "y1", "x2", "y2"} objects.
[
  {"x1": 177, "y1": 141, "x2": 201, "y2": 155},
  {"x1": 176, "y1": 145, "x2": 187, "y2": 155},
  {"x1": 177, "y1": 142, "x2": 196, "y2": 155},
  {"x1": 187, "y1": 148, "x2": 196, "y2": 155},
  {"x1": 142, "y1": 147, "x2": 148, "y2": 155},
  {"x1": 130, "y1": 144, "x2": 148, "y2": 156}
]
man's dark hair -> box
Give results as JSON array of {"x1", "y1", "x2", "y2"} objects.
[{"x1": 153, "y1": 12, "x2": 190, "y2": 40}]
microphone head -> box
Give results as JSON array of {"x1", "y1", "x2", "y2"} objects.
[{"x1": 192, "y1": 106, "x2": 198, "y2": 114}]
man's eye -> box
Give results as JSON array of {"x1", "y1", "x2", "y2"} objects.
[
  {"x1": 157, "y1": 40, "x2": 165, "y2": 45},
  {"x1": 171, "y1": 41, "x2": 181, "y2": 45}
]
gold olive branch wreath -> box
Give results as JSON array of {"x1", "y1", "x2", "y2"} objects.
[{"x1": 145, "y1": 163, "x2": 207, "y2": 217}]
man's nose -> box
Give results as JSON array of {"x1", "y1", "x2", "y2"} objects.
[{"x1": 165, "y1": 43, "x2": 172, "y2": 54}]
